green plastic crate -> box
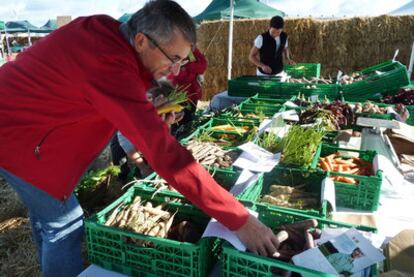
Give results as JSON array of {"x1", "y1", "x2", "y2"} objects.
[
  {"x1": 341, "y1": 61, "x2": 410, "y2": 101},
  {"x1": 284, "y1": 63, "x2": 321, "y2": 79},
  {"x1": 279, "y1": 83, "x2": 341, "y2": 100},
  {"x1": 311, "y1": 144, "x2": 383, "y2": 211},
  {"x1": 141, "y1": 167, "x2": 240, "y2": 196},
  {"x1": 221, "y1": 204, "x2": 377, "y2": 277},
  {"x1": 349, "y1": 101, "x2": 395, "y2": 122},
  {"x1": 139, "y1": 167, "x2": 261, "y2": 203},
  {"x1": 239, "y1": 166, "x2": 329, "y2": 218},
  {"x1": 239, "y1": 102, "x2": 284, "y2": 117},
  {"x1": 241, "y1": 96, "x2": 293, "y2": 106},
  {"x1": 85, "y1": 185, "x2": 215, "y2": 277},
  {"x1": 180, "y1": 117, "x2": 258, "y2": 149},
  {"x1": 406, "y1": 105, "x2": 414, "y2": 125},
  {"x1": 228, "y1": 76, "x2": 282, "y2": 97}
]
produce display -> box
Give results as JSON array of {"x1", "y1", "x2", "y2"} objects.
[
  {"x1": 318, "y1": 153, "x2": 374, "y2": 184},
  {"x1": 287, "y1": 77, "x2": 333, "y2": 84},
  {"x1": 257, "y1": 130, "x2": 283, "y2": 153},
  {"x1": 104, "y1": 196, "x2": 177, "y2": 243},
  {"x1": 197, "y1": 124, "x2": 257, "y2": 147},
  {"x1": 354, "y1": 101, "x2": 387, "y2": 114},
  {"x1": 271, "y1": 219, "x2": 320, "y2": 262},
  {"x1": 104, "y1": 196, "x2": 204, "y2": 246},
  {"x1": 261, "y1": 184, "x2": 319, "y2": 210},
  {"x1": 382, "y1": 88, "x2": 414, "y2": 105},
  {"x1": 185, "y1": 139, "x2": 240, "y2": 168},
  {"x1": 280, "y1": 125, "x2": 325, "y2": 167}
]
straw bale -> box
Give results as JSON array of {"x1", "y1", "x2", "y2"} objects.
[{"x1": 198, "y1": 15, "x2": 414, "y2": 99}]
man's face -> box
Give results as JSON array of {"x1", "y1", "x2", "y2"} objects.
[
  {"x1": 269, "y1": 27, "x2": 283, "y2": 38},
  {"x1": 134, "y1": 31, "x2": 191, "y2": 80}
]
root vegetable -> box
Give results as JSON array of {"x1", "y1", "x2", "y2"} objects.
[{"x1": 304, "y1": 229, "x2": 315, "y2": 249}]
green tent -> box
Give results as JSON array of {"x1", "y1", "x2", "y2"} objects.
[
  {"x1": 40, "y1": 19, "x2": 57, "y2": 33},
  {"x1": 5, "y1": 20, "x2": 40, "y2": 33},
  {"x1": 0, "y1": 21, "x2": 4, "y2": 31},
  {"x1": 118, "y1": 13, "x2": 132, "y2": 23},
  {"x1": 193, "y1": 0, "x2": 285, "y2": 22}
]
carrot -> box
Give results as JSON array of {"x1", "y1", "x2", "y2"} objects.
[
  {"x1": 319, "y1": 159, "x2": 331, "y2": 171},
  {"x1": 325, "y1": 154, "x2": 337, "y2": 160},
  {"x1": 341, "y1": 176, "x2": 357, "y2": 184},
  {"x1": 334, "y1": 158, "x2": 356, "y2": 166},
  {"x1": 348, "y1": 167, "x2": 360, "y2": 174},
  {"x1": 335, "y1": 175, "x2": 357, "y2": 184}
]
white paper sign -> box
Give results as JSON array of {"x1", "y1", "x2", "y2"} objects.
[
  {"x1": 321, "y1": 177, "x2": 336, "y2": 212},
  {"x1": 230, "y1": 169, "x2": 260, "y2": 196},
  {"x1": 202, "y1": 209, "x2": 258, "y2": 251},
  {"x1": 233, "y1": 142, "x2": 280, "y2": 172}
]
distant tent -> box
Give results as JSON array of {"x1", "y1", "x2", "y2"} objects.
[
  {"x1": 390, "y1": 1, "x2": 414, "y2": 15},
  {"x1": 5, "y1": 20, "x2": 40, "y2": 33},
  {"x1": 193, "y1": 0, "x2": 285, "y2": 23},
  {"x1": 118, "y1": 13, "x2": 132, "y2": 23},
  {"x1": 40, "y1": 19, "x2": 57, "y2": 33},
  {"x1": 0, "y1": 21, "x2": 4, "y2": 31}
]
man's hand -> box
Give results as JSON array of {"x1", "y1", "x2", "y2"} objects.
[
  {"x1": 162, "y1": 111, "x2": 184, "y2": 125},
  {"x1": 235, "y1": 215, "x2": 281, "y2": 257},
  {"x1": 153, "y1": 95, "x2": 184, "y2": 125},
  {"x1": 260, "y1": 64, "x2": 272, "y2": 74}
]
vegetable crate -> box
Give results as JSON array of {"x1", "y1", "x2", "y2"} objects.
[
  {"x1": 181, "y1": 117, "x2": 259, "y2": 149},
  {"x1": 85, "y1": 185, "x2": 215, "y2": 277},
  {"x1": 322, "y1": 131, "x2": 339, "y2": 146},
  {"x1": 238, "y1": 102, "x2": 284, "y2": 117},
  {"x1": 221, "y1": 204, "x2": 378, "y2": 277},
  {"x1": 138, "y1": 167, "x2": 260, "y2": 201},
  {"x1": 279, "y1": 83, "x2": 341, "y2": 100},
  {"x1": 241, "y1": 95, "x2": 294, "y2": 106},
  {"x1": 238, "y1": 166, "x2": 329, "y2": 218},
  {"x1": 284, "y1": 63, "x2": 321, "y2": 79},
  {"x1": 341, "y1": 61, "x2": 410, "y2": 101},
  {"x1": 406, "y1": 105, "x2": 414, "y2": 126},
  {"x1": 228, "y1": 76, "x2": 282, "y2": 97},
  {"x1": 311, "y1": 144, "x2": 383, "y2": 211}
]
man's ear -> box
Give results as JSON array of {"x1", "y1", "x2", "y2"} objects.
[{"x1": 134, "y1": 33, "x2": 147, "y2": 53}]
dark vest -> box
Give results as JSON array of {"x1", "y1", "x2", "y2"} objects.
[{"x1": 258, "y1": 31, "x2": 287, "y2": 75}]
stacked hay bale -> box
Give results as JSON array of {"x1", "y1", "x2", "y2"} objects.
[{"x1": 198, "y1": 15, "x2": 414, "y2": 100}]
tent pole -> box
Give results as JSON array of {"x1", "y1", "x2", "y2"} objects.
[
  {"x1": 408, "y1": 40, "x2": 414, "y2": 80},
  {"x1": 227, "y1": 0, "x2": 234, "y2": 80},
  {"x1": 4, "y1": 27, "x2": 10, "y2": 56},
  {"x1": 28, "y1": 30, "x2": 32, "y2": 46}
]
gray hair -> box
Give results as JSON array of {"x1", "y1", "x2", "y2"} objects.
[{"x1": 126, "y1": 0, "x2": 196, "y2": 46}]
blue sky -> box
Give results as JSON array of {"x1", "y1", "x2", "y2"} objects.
[{"x1": 0, "y1": 0, "x2": 411, "y2": 26}]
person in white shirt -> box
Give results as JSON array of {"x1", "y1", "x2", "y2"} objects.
[{"x1": 249, "y1": 16, "x2": 295, "y2": 76}]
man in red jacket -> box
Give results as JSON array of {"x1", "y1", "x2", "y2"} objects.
[{"x1": 0, "y1": 1, "x2": 280, "y2": 276}]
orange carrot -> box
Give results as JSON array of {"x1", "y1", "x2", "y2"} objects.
[{"x1": 319, "y1": 159, "x2": 331, "y2": 171}]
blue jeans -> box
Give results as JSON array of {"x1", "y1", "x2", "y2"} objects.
[{"x1": 0, "y1": 168, "x2": 84, "y2": 277}]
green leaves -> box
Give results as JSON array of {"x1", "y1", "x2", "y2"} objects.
[
  {"x1": 280, "y1": 125, "x2": 325, "y2": 168},
  {"x1": 76, "y1": 165, "x2": 121, "y2": 193}
]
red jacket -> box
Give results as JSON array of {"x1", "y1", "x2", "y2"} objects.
[
  {"x1": 168, "y1": 48, "x2": 207, "y2": 103},
  {"x1": 0, "y1": 15, "x2": 248, "y2": 230}
]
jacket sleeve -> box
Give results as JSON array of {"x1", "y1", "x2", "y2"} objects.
[
  {"x1": 83, "y1": 53, "x2": 249, "y2": 230},
  {"x1": 183, "y1": 48, "x2": 208, "y2": 75}
]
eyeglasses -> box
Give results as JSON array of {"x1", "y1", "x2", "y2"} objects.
[{"x1": 144, "y1": 33, "x2": 189, "y2": 75}]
